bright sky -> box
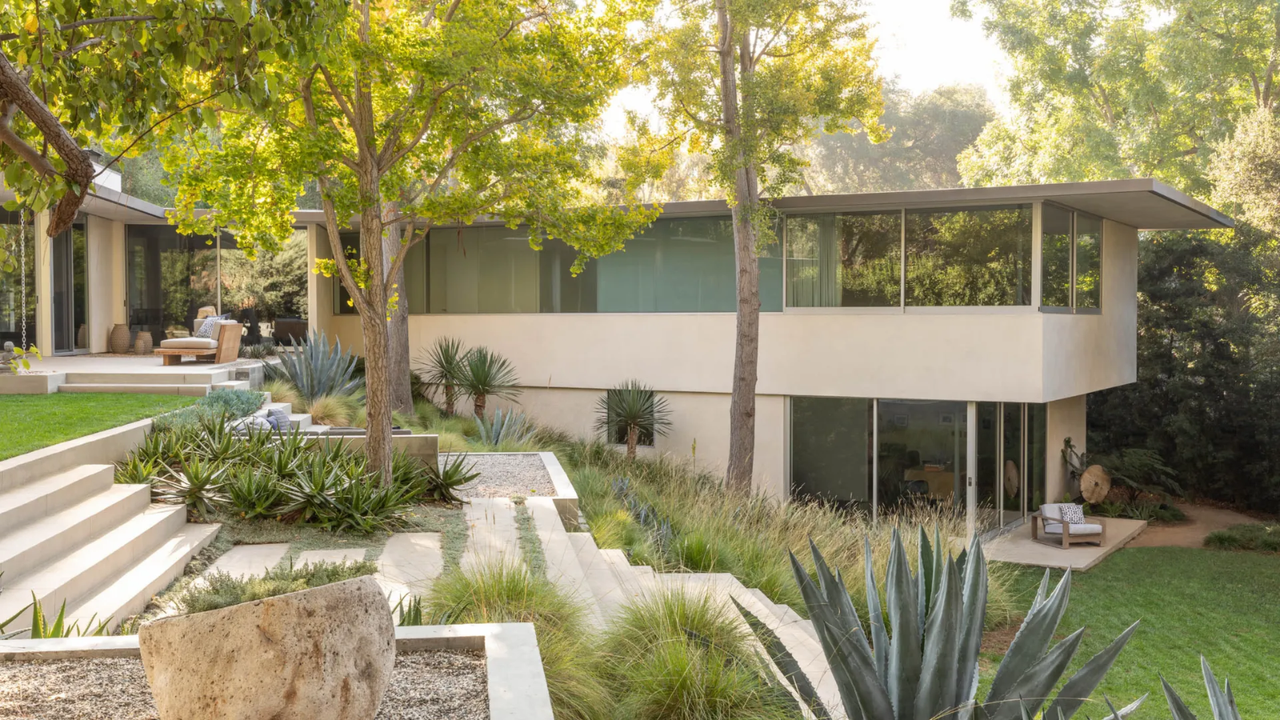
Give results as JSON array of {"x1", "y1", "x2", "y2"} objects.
[{"x1": 601, "y1": 0, "x2": 1011, "y2": 138}]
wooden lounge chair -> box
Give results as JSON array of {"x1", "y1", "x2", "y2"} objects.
[
  {"x1": 1030, "y1": 502, "x2": 1108, "y2": 548},
  {"x1": 154, "y1": 321, "x2": 243, "y2": 366}
]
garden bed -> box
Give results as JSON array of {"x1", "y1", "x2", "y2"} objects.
[
  {"x1": 0, "y1": 650, "x2": 488, "y2": 720},
  {"x1": 452, "y1": 453, "x2": 557, "y2": 498}
]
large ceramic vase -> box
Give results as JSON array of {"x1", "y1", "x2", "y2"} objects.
[
  {"x1": 134, "y1": 331, "x2": 153, "y2": 355},
  {"x1": 109, "y1": 323, "x2": 132, "y2": 354}
]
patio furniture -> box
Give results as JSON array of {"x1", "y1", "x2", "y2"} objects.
[
  {"x1": 272, "y1": 317, "x2": 307, "y2": 345},
  {"x1": 154, "y1": 321, "x2": 242, "y2": 365},
  {"x1": 1030, "y1": 502, "x2": 1107, "y2": 548}
]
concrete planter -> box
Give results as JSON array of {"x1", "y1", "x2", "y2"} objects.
[{"x1": 0, "y1": 372, "x2": 65, "y2": 394}]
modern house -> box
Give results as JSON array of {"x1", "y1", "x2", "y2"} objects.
[{"x1": 1, "y1": 177, "x2": 1232, "y2": 535}]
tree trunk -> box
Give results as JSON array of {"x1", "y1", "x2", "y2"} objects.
[
  {"x1": 360, "y1": 307, "x2": 394, "y2": 479},
  {"x1": 475, "y1": 392, "x2": 487, "y2": 418},
  {"x1": 444, "y1": 384, "x2": 456, "y2": 416},
  {"x1": 627, "y1": 424, "x2": 638, "y2": 460},
  {"x1": 383, "y1": 219, "x2": 414, "y2": 415},
  {"x1": 716, "y1": 0, "x2": 760, "y2": 495}
]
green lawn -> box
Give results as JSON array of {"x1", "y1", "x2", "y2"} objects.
[
  {"x1": 0, "y1": 393, "x2": 198, "y2": 461},
  {"x1": 989, "y1": 547, "x2": 1280, "y2": 719}
]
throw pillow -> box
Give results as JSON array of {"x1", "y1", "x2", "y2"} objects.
[
  {"x1": 194, "y1": 316, "x2": 223, "y2": 339},
  {"x1": 266, "y1": 407, "x2": 291, "y2": 430},
  {"x1": 1059, "y1": 504, "x2": 1086, "y2": 525}
]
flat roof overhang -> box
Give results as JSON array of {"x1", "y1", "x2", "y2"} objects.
[
  {"x1": 0, "y1": 186, "x2": 167, "y2": 224},
  {"x1": 290, "y1": 178, "x2": 1233, "y2": 231}
]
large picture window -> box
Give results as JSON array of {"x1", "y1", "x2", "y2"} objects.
[
  {"x1": 785, "y1": 212, "x2": 900, "y2": 307},
  {"x1": 1039, "y1": 205, "x2": 1103, "y2": 312},
  {"x1": 905, "y1": 205, "x2": 1032, "y2": 307}
]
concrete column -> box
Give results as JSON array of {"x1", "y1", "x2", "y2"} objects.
[
  {"x1": 1044, "y1": 394, "x2": 1087, "y2": 502},
  {"x1": 966, "y1": 400, "x2": 978, "y2": 542},
  {"x1": 85, "y1": 215, "x2": 115, "y2": 352},
  {"x1": 33, "y1": 211, "x2": 52, "y2": 354},
  {"x1": 111, "y1": 220, "x2": 127, "y2": 325}
]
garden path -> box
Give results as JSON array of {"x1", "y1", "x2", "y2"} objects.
[
  {"x1": 1127, "y1": 503, "x2": 1259, "y2": 548},
  {"x1": 203, "y1": 543, "x2": 289, "y2": 580},
  {"x1": 461, "y1": 498, "x2": 521, "y2": 571},
  {"x1": 376, "y1": 533, "x2": 444, "y2": 599}
]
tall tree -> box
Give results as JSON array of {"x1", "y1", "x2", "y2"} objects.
[
  {"x1": 641, "y1": 0, "x2": 885, "y2": 492},
  {"x1": 0, "y1": 0, "x2": 341, "y2": 248},
  {"x1": 166, "y1": 0, "x2": 658, "y2": 476}
]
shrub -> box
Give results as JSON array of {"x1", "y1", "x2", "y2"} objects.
[
  {"x1": 595, "y1": 380, "x2": 672, "y2": 460},
  {"x1": 262, "y1": 378, "x2": 301, "y2": 410},
  {"x1": 151, "y1": 389, "x2": 264, "y2": 432},
  {"x1": 423, "y1": 563, "x2": 610, "y2": 720},
  {"x1": 671, "y1": 530, "x2": 735, "y2": 572},
  {"x1": 153, "y1": 457, "x2": 229, "y2": 520},
  {"x1": 305, "y1": 393, "x2": 360, "y2": 426},
  {"x1": 265, "y1": 329, "x2": 362, "y2": 402},
  {"x1": 1204, "y1": 523, "x2": 1280, "y2": 553},
  {"x1": 175, "y1": 560, "x2": 377, "y2": 614},
  {"x1": 411, "y1": 452, "x2": 478, "y2": 504},
  {"x1": 115, "y1": 456, "x2": 157, "y2": 485},
  {"x1": 239, "y1": 341, "x2": 277, "y2": 359},
  {"x1": 602, "y1": 589, "x2": 796, "y2": 720}
]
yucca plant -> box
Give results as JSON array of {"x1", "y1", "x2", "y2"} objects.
[
  {"x1": 746, "y1": 528, "x2": 1144, "y2": 720},
  {"x1": 1162, "y1": 658, "x2": 1242, "y2": 720},
  {"x1": 416, "y1": 336, "x2": 467, "y2": 415},
  {"x1": 457, "y1": 345, "x2": 520, "y2": 417},
  {"x1": 477, "y1": 408, "x2": 536, "y2": 448},
  {"x1": 595, "y1": 379, "x2": 672, "y2": 460},
  {"x1": 154, "y1": 458, "x2": 229, "y2": 520},
  {"x1": 265, "y1": 329, "x2": 362, "y2": 402},
  {"x1": 423, "y1": 452, "x2": 481, "y2": 504}
]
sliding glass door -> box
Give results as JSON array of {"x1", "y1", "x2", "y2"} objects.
[{"x1": 52, "y1": 222, "x2": 87, "y2": 354}]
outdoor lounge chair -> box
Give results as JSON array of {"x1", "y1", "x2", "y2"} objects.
[
  {"x1": 154, "y1": 321, "x2": 243, "y2": 366},
  {"x1": 1030, "y1": 502, "x2": 1107, "y2": 548}
]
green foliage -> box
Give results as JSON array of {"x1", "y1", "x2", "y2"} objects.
[
  {"x1": 419, "y1": 453, "x2": 479, "y2": 505},
  {"x1": 115, "y1": 456, "x2": 158, "y2": 485},
  {"x1": 0, "y1": 393, "x2": 197, "y2": 462},
  {"x1": 458, "y1": 346, "x2": 521, "y2": 417},
  {"x1": 262, "y1": 378, "x2": 301, "y2": 411},
  {"x1": 1161, "y1": 657, "x2": 1244, "y2": 720},
  {"x1": 227, "y1": 469, "x2": 285, "y2": 520},
  {"x1": 1204, "y1": 523, "x2": 1280, "y2": 553},
  {"x1": 175, "y1": 560, "x2": 377, "y2": 614},
  {"x1": 240, "y1": 341, "x2": 278, "y2": 360},
  {"x1": 595, "y1": 379, "x2": 672, "y2": 458},
  {"x1": 3, "y1": 345, "x2": 40, "y2": 375},
  {"x1": 602, "y1": 589, "x2": 798, "y2": 720},
  {"x1": 416, "y1": 337, "x2": 467, "y2": 415},
  {"x1": 151, "y1": 389, "x2": 265, "y2": 432},
  {"x1": 153, "y1": 458, "x2": 230, "y2": 520},
  {"x1": 21, "y1": 594, "x2": 110, "y2": 639},
  {"x1": 423, "y1": 563, "x2": 611, "y2": 720},
  {"x1": 760, "y1": 530, "x2": 1141, "y2": 720},
  {"x1": 264, "y1": 329, "x2": 361, "y2": 403},
  {"x1": 476, "y1": 408, "x2": 536, "y2": 449}
]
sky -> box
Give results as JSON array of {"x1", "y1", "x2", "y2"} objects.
[{"x1": 601, "y1": 0, "x2": 1011, "y2": 138}]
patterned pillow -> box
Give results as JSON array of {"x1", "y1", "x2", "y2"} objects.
[
  {"x1": 194, "y1": 315, "x2": 225, "y2": 339},
  {"x1": 266, "y1": 407, "x2": 292, "y2": 430},
  {"x1": 1059, "y1": 504, "x2": 1086, "y2": 525}
]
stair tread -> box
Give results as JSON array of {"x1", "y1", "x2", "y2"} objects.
[
  {"x1": 0, "y1": 464, "x2": 114, "y2": 520},
  {"x1": 0, "y1": 485, "x2": 150, "y2": 572},
  {"x1": 0, "y1": 504, "x2": 186, "y2": 619},
  {"x1": 66, "y1": 523, "x2": 220, "y2": 630}
]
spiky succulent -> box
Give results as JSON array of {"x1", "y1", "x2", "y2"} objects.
[
  {"x1": 744, "y1": 528, "x2": 1145, "y2": 720},
  {"x1": 264, "y1": 329, "x2": 362, "y2": 402},
  {"x1": 1162, "y1": 658, "x2": 1242, "y2": 720}
]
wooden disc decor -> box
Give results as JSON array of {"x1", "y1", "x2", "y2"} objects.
[
  {"x1": 1003, "y1": 460, "x2": 1020, "y2": 498},
  {"x1": 1080, "y1": 464, "x2": 1112, "y2": 504}
]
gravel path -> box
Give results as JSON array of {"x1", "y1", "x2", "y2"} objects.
[
  {"x1": 451, "y1": 453, "x2": 557, "y2": 498},
  {"x1": 0, "y1": 651, "x2": 487, "y2": 720}
]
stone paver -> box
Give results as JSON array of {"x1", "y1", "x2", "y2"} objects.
[
  {"x1": 294, "y1": 548, "x2": 368, "y2": 567},
  {"x1": 461, "y1": 498, "x2": 520, "y2": 571},
  {"x1": 376, "y1": 533, "x2": 444, "y2": 600},
  {"x1": 203, "y1": 543, "x2": 289, "y2": 580}
]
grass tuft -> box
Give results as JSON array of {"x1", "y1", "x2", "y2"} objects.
[
  {"x1": 304, "y1": 393, "x2": 361, "y2": 426},
  {"x1": 1204, "y1": 523, "x2": 1280, "y2": 552},
  {"x1": 174, "y1": 559, "x2": 377, "y2": 614},
  {"x1": 261, "y1": 378, "x2": 301, "y2": 411}
]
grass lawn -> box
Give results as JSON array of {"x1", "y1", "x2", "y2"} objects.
[
  {"x1": 0, "y1": 393, "x2": 198, "y2": 461},
  {"x1": 988, "y1": 547, "x2": 1280, "y2": 719}
]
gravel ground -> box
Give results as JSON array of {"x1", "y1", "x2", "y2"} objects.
[
  {"x1": 451, "y1": 452, "x2": 557, "y2": 498},
  {"x1": 0, "y1": 651, "x2": 487, "y2": 720}
]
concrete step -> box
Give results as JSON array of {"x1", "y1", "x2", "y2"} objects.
[
  {"x1": 567, "y1": 533, "x2": 629, "y2": 620},
  {"x1": 0, "y1": 505, "x2": 188, "y2": 630},
  {"x1": 0, "y1": 464, "x2": 114, "y2": 531},
  {"x1": 66, "y1": 522, "x2": 220, "y2": 633},
  {"x1": 525, "y1": 498, "x2": 603, "y2": 627},
  {"x1": 0, "y1": 484, "x2": 151, "y2": 582},
  {"x1": 211, "y1": 380, "x2": 250, "y2": 392},
  {"x1": 462, "y1": 498, "x2": 521, "y2": 571},
  {"x1": 288, "y1": 413, "x2": 313, "y2": 430},
  {"x1": 59, "y1": 384, "x2": 210, "y2": 397},
  {"x1": 62, "y1": 371, "x2": 231, "y2": 385}
]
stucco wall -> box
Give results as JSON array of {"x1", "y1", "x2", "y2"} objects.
[
  {"x1": 85, "y1": 215, "x2": 116, "y2": 352},
  {"x1": 1044, "y1": 394, "x2": 1087, "y2": 502}
]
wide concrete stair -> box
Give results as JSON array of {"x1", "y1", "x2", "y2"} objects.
[
  {"x1": 0, "y1": 461, "x2": 218, "y2": 635},
  {"x1": 57, "y1": 369, "x2": 250, "y2": 397}
]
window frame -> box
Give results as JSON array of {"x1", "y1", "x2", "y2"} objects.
[{"x1": 1038, "y1": 202, "x2": 1103, "y2": 315}]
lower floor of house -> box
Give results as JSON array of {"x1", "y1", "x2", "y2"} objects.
[{"x1": 490, "y1": 387, "x2": 1086, "y2": 536}]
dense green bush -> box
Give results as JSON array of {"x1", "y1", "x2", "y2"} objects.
[
  {"x1": 176, "y1": 560, "x2": 377, "y2": 614},
  {"x1": 1204, "y1": 523, "x2": 1280, "y2": 553},
  {"x1": 150, "y1": 389, "x2": 265, "y2": 432}
]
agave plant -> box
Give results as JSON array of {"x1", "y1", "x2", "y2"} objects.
[
  {"x1": 1162, "y1": 658, "x2": 1242, "y2": 720},
  {"x1": 424, "y1": 452, "x2": 481, "y2": 504},
  {"x1": 595, "y1": 379, "x2": 672, "y2": 460},
  {"x1": 415, "y1": 336, "x2": 467, "y2": 415},
  {"x1": 477, "y1": 408, "x2": 536, "y2": 448},
  {"x1": 227, "y1": 469, "x2": 284, "y2": 520},
  {"x1": 745, "y1": 528, "x2": 1144, "y2": 720},
  {"x1": 265, "y1": 329, "x2": 362, "y2": 403},
  {"x1": 153, "y1": 458, "x2": 230, "y2": 520},
  {"x1": 457, "y1": 346, "x2": 520, "y2": 417},
  {"x1": 23, "y1": 594, "x2": 111, "y2": 639}
]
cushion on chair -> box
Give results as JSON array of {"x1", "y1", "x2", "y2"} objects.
[
  {"x1": 194, "y1": 315, "x2": 229, "y2": 339},
  {"x1": 159, "y1": 337, "x2": 219, "y2": 350},
  {"x1": 1059, "y1": 504, "x2": 1086, "y2": 524},
  {"x1": 1043, "y1": 522, "x2": 1104, "y2": 536}
]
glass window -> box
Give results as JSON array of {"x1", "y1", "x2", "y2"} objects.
[
  {"x1": 1041, "y1": 204, "x2": 1073, "y2": 308},
  {"x1": 785, "y1": 212, "x2": 900, "y2": 307},
  {"x1": 1074, "y1": 213, "x2": 1102, "y2": 310},
  {"x1": 1026, "y1": 402, "x2": 1047, "y2": 512},
  {"x1": 221, "y1": 229, "x2": 310, "y2": 344},
  {"x1": 905, "y1": 205, "x2": 1032, "y2": 306},
  {"x1": 877, "y1": 399, "x2": 968, "y2": 511},
  {"x1": 126, "y1": 225, "x2": 220, "y2": 341},
  {"x1": 790, "y1": 396, "x2": 873, "y2": 507},
  {"x1": 430, "y1": 226, "x2": 540, "y2": 314}
]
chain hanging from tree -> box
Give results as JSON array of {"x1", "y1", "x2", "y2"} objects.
[{"x1": 19, "y1": 207, "x2": 28, "y2": 351}]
